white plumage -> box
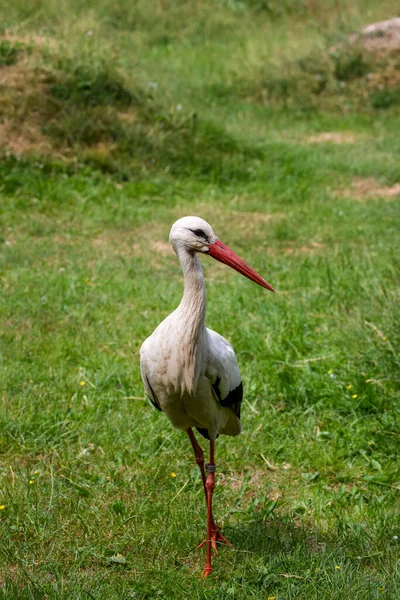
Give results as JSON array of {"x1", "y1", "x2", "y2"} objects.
[
  {"x1": 140, "y1": 216, "x2": 274, "y2": 576},
  {"x1": 141, "y1": 323, "x2": 242, "y2": 438}
]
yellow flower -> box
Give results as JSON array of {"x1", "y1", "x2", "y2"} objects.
[
  {"x1": 0, "y1": 505, "x2": 5, "y2": 510},
  {"x1": 29, "y1": 480, "x2": 34, "y2": 485},
  {"x1": 29, "y1": 379, "x2": 33, "y2": 383},
  {"x1": 335, "y1": 565, "x2": 341, "y2": 570},
  {"x1": 346, "y1": 384, "x2": 352, "y2": 390},
  {"x1": 268, "y1": 597, "x2": 276, "y2": 600},
  {"x1": 34, "y1": 470, "x2": 39, "y2": 475},
  {"x1": 352, "y1": 394, "x2": 358, "y2": 399},
  {"x1": 328, "y1": 369, "x2": 333, "y2": 375},
  {"x1": 368, "y1": 441, "x2": 373, "y2": 446},
  {"x1": 382, "y1": 337, "x2": 386, "y2": 341},
  {"x1": 170, "y1": 472, "x2": 177, "y2": 478},
  {"x1": 80, "y1": 381, "x2": 86, "y2": 387}
]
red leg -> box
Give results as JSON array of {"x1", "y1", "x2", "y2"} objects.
[
  {"x1": 187, "y1": 428, "x2": 207, "y2": 499},
  {"x1": 202, "y1": 440, "x2": 232, "y2": 577},
  {"x1": 203, "y1": 439, "x2": 216, "y2": 577},
  {"x1": 186, "y1": 429, "x2": 231, "y2": 577}
]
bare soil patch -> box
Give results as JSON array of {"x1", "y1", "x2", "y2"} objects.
[
  {"x1": 0, "y1": 121, "x2": 51, "y2": 154},
  {"x1": 3, "y1": 31, "x2": 52, "y2": 48},
  {"x1": 307, "y1": 132, "x2": 358, "y2": 144},
  {"x1": 350, "y1": 18, "x2": 400, "y2": 53},
  {"x1": 0, "y1": 63, "x2": 53, "y2": 153},
  {"x1": 339, "y1": 177, "x2": 400, "y2": 200},
  {"x1": 282, "y1": 241, "x2": 324, "y2": 256}
]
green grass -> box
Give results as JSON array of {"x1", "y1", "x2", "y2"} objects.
[{"x1": 1, "y1": 1, "x2": 400, "y2": 598}]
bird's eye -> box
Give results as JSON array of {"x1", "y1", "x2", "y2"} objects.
[{"x1": 189, "y1": 228, "x2": 209, "y2": 242}]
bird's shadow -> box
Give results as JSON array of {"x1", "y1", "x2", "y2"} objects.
[{"x1": 224, "y1": 516, "x2": 328, "y2": 558}]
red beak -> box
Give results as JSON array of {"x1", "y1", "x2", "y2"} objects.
[{"x1": 208, "y1": 240, "x2": 275, "y2": 292}]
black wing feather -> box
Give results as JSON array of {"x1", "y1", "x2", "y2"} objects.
[
  {"x1": 196, "y1": 427, "x2": 213, "y2": 440},
  {"x1": 216, "y1": 378, "x2": 243, "y2": 420},
  {"x1": 146, "y1": 376, "x2": 162, "y2": 412},
  {"x1": 196, "y1": 378, "x2": 243, "y2": 440}
]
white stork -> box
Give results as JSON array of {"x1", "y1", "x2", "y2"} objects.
[{"x1": 140, "y1": 216, "x2": 274, "y2": 576}]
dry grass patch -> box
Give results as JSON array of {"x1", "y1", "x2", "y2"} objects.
[
  {"x1": 339, "y1": 177, "x2": 400, "y2": 200},
  {"x1": 306, "y1": 132, "x2": 359, "y2": 144},
  {"x1": 282, "y1": 241, "x2": 324, "y2": 256},
  {"x1": 0, "y1": 62, "x2": 54, "y2": 154},
  {"x1": 3, "y1": 31, "x2": 53, "y2": 49},
  {"x1": 264, "y1": 240, "x2": 325, "y2": 258},
  {"x1": 91, "y1": 223, "x2": 174, "y2": 267},
  {"x1": 151, "y1": 240, "x2": 173, "y2": 256},
  {"x1": 0, "y1": 121, "x2": 51, "y2": 154},
  {"x1": 222, "y1": 463, "x2": 302, "y2": 506},
  {"x1": 91, "y1": 231, "x2": 137, "y2": 258},
  {"x1": 0, "y1": 564, "x2": 20, "y2": 587},
  {"x1": 184, "y1": 202, "x2": 286, "y2": 236}
]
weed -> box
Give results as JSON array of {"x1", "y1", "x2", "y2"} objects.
[
  {"x1": 50, "y1": 63, "x2": 136, "y2": 108},
  {"x1": 332, "y1": 49, "x2": 370, "y2": 81},
  {"x1": 0, "y1": 39, "x2": 27, "y2": 66},
  {"x1": 370, "y1": 87, "x2": 400, "y2": 109}
]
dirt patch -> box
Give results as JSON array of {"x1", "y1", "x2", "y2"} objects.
[
  {"x1": 117, "y1": 109, "x2": 139, "y2": 124},
  {"x1": 84, "y1": 141, "x2": 118, "y2": 158},
  {"x1": 92, "y1": 231, "x2": 135, "y2": 257},
  {"x1": 282, "y1": 241, "x2": 324, "y2": 256},
  {"x1": 339, "y1": 177, "x2": 400, "y2": 200},
  {"x1": 222, "y1": 464, "x2": 299, "y2": 500},
  {"x1": 91, "y1": 224, "x2": 174, "y2": 268},
  {"x1": 0, "y1": 121, "x2": 51, "y2": 154},
  {"x1": 307, "y1": 132, "x2": 358, "y2": 144},
  {"x1": 0, "y1": 564, "x2": 19, "y2": 586},
  {"x1": 0, "y1": 63, "x2": 53, "y2": 154},
  {"x1": 350, "y1": 18, "x2": 400, "y2": 53},
  {"x1": 0, "y1": 62, "x2": 29, "y2": 88},
  {"x1": 151, "y1": 240, "x2": 173, "y2": 256},
  {"x1": 3, "y1": 31, "x2": 52, "y2": 49}
]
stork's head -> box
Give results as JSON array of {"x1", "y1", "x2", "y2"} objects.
[
  {"x1": 169, "y1": 216, "x2": 275, "y2": 292},
  {"x1": 169, "y1": 216, "x2": 217, "y2": 254}
]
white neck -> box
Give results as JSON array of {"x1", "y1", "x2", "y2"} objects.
[{"x1": 175, "y1": 246, "x2": 206, "y2": 393}]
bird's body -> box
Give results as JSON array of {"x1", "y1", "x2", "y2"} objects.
[
  {"x1": 141, "y1": 320, "x2": 242, "y2": 436},
  {"x1": 140, "y1": 253, "x2": 242, "y2": 439},
  {"x1": 140, "y1": 216, "x2": 274, "y2": 576}
]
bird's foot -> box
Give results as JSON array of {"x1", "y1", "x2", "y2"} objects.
[
  {"x1": 198, "y1": 523, "x2": 232, "y2": 553},
  {"x1": 201, "y1": 564, "x2": 213, "y2": 578}
]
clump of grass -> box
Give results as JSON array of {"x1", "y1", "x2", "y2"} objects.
[
  {"x1": 0, "y1": 39, "x2": 28, "y2": 66},
  {"x1": 245, "y1": 37, "x2": 399, "y2": 111},
  {"x1": 44, "y1": 106, "x2": 126, "y2": 146},
  {"x1": 49, "y1": 61, "x2": 136, "y2": 108},
  {"x1": 0, "y1": 49, "x2": 264, "y2": 182},
  {"x1": 332, "y1": 48, "x2": 370, "y2": 81},
  {"x1": 370, "y1": 87, "x2": 400, "y2": 109}
]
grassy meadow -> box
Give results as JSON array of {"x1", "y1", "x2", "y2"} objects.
[{"x1": 1, "y1": 1, "x2": 400, "y2": 597}]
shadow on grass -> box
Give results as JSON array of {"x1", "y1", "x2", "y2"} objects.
[{"x1": 226, "y1": 516, "x2": 327, "y2": 559}]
